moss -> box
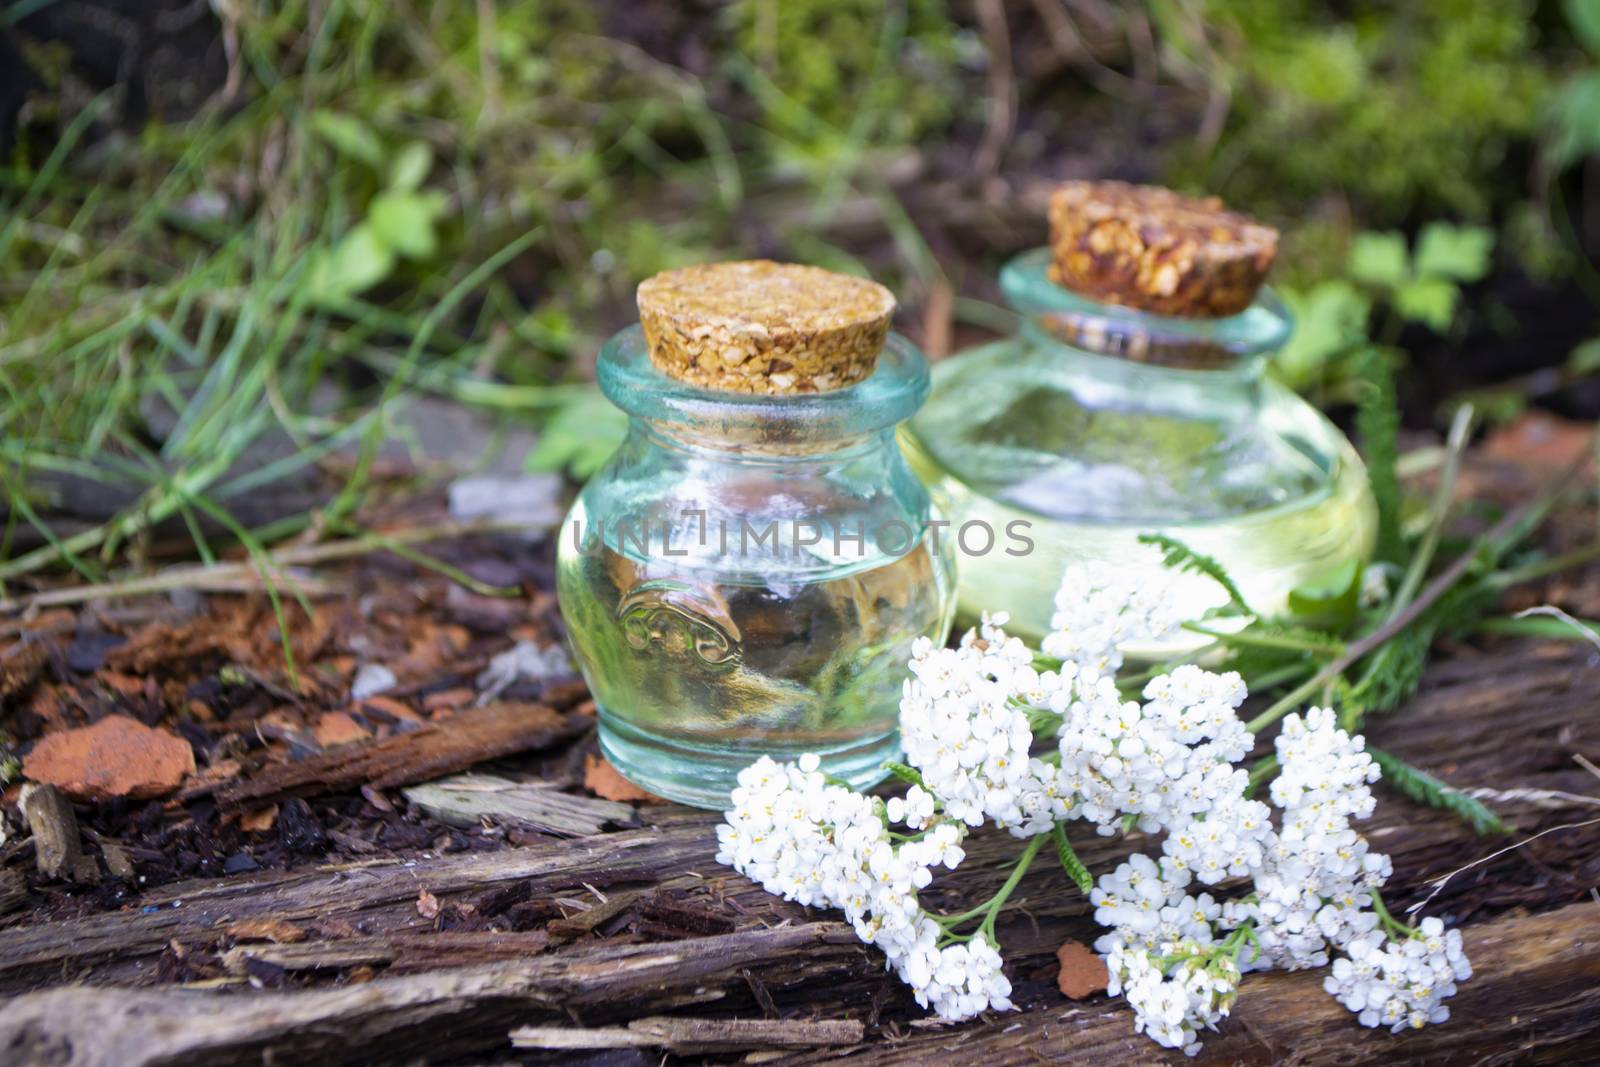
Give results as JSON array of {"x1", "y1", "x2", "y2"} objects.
[
  {"x1": 727, "y1": 0, "x2": 963, "y2": 144},
  {"x1": 1167, "y1": 0, "x2": 1549, "y2": 223}
]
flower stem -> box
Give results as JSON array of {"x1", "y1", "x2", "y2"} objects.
[
  {"x1": 1387, "y1": 405, "x2": 1473, "y2": 615},
  {"x1": 1486, "y1": 541, "x2": 1600, "y2": 590},
  {"x1": 938, "y1": 835, "x2": 1048, "y2": 935},
  {"x1": 979, "y1": 833, "x2": 1047, "y2": 939},
  {"x1": 1368, "y1": 889, "x2": 1416, "y2": 938}
]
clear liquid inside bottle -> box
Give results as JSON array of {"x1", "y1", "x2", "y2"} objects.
[
  {"x1": 557, "y1": 327, "x2": 955, "y2": 807},
  {"x1": 902, "y1": 249, "x2": 1376, "y2": 649}
]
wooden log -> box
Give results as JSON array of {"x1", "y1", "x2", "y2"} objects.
[
  {"x1": 0, "y1": 902, "x2": 1593, "y2": 1066},
  {"x1": 214, "y1": 703, "x2": 589, "y2": 808},
  {"x1": 0, "y1": 924, "x2": 867, "y2": 1067},
  {"x1": 0, "y1": 824, "x2": 711, "y2": 991},
  {"x1": 0, "y1": 869, "x2": 25, "y2": 916},
  {"x1": 510, "y1": 1015, "x2": 865, "y2": 1052},
  {"x1": 3, "y1": 641, "x2": 1597, "y2": 991},
  {"x1": 822, "y1": 902, "x2": 1600, "y2": 1067}
]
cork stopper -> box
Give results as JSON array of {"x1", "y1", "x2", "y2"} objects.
[
  {"x1": 637, "y1": 261, "x2": 896, "y2": 395},
  {"x1": 1047, "y1": 182, "x2": 1278, "y2": 319}
]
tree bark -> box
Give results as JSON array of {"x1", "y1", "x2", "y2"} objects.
[{"x1": 0, "y1": 924, "x2": 866, "y2": 1067}]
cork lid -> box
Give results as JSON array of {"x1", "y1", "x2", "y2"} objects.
[
  {"x1": 1048, "y1": 182, "x2": 1278, "y2": 319},
  {"x1": 637, "y1": 260, "x2": 896, "y2": 395}
]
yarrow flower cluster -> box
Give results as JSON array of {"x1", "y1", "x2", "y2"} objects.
[
  {"x1": 1225, "y1": 707, "x2": 1389, "y2": 970},
  {"x1": 1106, "y1": 936, "x2": 1240, "y2": 1055},
  {"x1": 1324, "y1": 917, "x2": 1472, "y2": 1031},
  {"x1": 716, "y1": 754, "x2": 1012, "y2": 1018},
  {"x1": 716, "y1": 562, "x2": 1473, "y2": 1054},
  {"x1": 1040, "y1": 555, "x2": 1186, "y2": 674}
]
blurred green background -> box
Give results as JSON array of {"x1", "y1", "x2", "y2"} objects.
[{"x1": 2, "y1": 0, "x2": 1600, "y2": 582}]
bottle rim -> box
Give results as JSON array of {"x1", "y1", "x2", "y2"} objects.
[
  {"x1": 597, "y1": 324, "x2": 930, "y2": 436},
  {"x1": 1000, "y1": 247, "x2": 1294, "y2": 361}
]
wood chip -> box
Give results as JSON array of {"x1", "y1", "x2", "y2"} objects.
[
  {"x1": 312, "y1": 712, "x2": 370, "y2": 748},
  {"x1": 99, "y1": 841, "x2": 136, "y2": 881},
  {"x1": 582, "y1": 754, "x2": 668, "y2": 806},
  {"x1": 238, "y1": 803, "x2": 279, "y2": 833},
  {"x1": 403, "y1": 773, "x2": 637, "y2": 837},
  {"x1": 215, "y1": 703, "x2": 585, "y2": 808},
  {"x1": 18, "y1": 784, "x2": 98, "y2": 884},
  {"x1": 22, "y1": 716, "x2": 195, "y2": 802},
  {"x1": 1055, "y1": 939, "x2": 1108, "y2": 999},
  {"x1": 220, "y1": 931, "x2": 551, "y2": 976}
]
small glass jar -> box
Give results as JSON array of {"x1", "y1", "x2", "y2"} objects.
[
  {"x1": 902, "y1": 248, "x2": 1376, "y2": 648},
  {"x1": 557, "y1": 325, "x2": 956, "y2": 808}
]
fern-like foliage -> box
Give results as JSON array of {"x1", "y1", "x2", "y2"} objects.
[
  {"x1": 1370, "y1": 746, "x2": 1509, "y2": 835},
  {"x1": 883, "y1": 762, "x2": 926, "y2": 789},
  {"x1": 1138, "y1": 533, "x2": 1252, "y2": 614},
  {"x1": 1352, "y1": 622, "x2": 1435, "y2": 715},
  {"x1": 1053, "y1": 823, "x2": 1094, "y2": 894},
  {"x1": 1353, "y1": 582, "x2": 1496, "y2": 716},
  {"x1": 1356, "y1": 347, "x2": 1404, "y2": 563}
]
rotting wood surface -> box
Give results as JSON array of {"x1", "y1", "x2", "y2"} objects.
[{"x1": 0, "y1": 638, "x2": 1596, "y2": 1064}]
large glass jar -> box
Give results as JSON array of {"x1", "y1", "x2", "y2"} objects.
[
  {"x1": 557, "y1": 325, "x2": 955, "y2": 808},
  {"x1": 901, "y1": 248, "x2": 1375, "y2": 649}
]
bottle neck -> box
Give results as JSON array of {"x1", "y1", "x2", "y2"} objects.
[
  {"x1": 1016, "y1": 318, "x2": 1267, "y2": 416},
  {"x1": 635, "y1": 417, "x2": 885, "y2": 463},
  {"x1": 996, "y1": 247, "x2": 1287, "y2": 417}
]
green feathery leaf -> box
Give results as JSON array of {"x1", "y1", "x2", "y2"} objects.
[
  {"x1": 1370, "y1": 746, "x2": 1510, "y2": 835},
  {"x1": 1356, "y1": 347, "x2": 1403, "y2": 563},
  {"x1": 1351, "y1": 622, "x2": 1435, "y2": 717},
  {"x1": 882, "y1": 762, "x2": 925, "y2": 788},
  {"x1": 1052, "y1": 823, "x2": 1094, "y2": 894},
  {"x1": 1138, "y1": 533, "x2": 1251, "y2": 614}
]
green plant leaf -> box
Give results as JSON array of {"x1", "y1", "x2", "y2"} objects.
[
  {"x1": 1565, "y1": 0, "x2": 1600, "y2": 56},
  {"x1": 1138, "y1": 532, "x2": 1251, "y2": 614},
  {"x1": 1393, "y1": 277, "x2": 1459, "y2": 330},
  {"x1": 1348, "y1": 231, "x2": 1410, "y2": 290},
  {"x1": 309, "y1": 110, "x2": 383, "y2": 167},
  {"x1": 388, "y1": 142, "x2": 434, "y2": 191},
  {"x1": 1052, "y1": 823, "x2": 1094, "y2": 895},
  {"x1": 1567, "y1": 337, "x2": 1600, "y2": 376},
  {"x1": 883, "y1": 762, "x2": 926, "y2": 788},
  {"x1": 1414, "y1": 223, "x2": 1494, "y2": 283},
  {"x1": 322, "y1": 224, "x2": 395, "y2": 295},
  {"x1": 1287, "y1": 558, "x2": 1363, "y2": 629},
  {"x1": 1273, "y1": 280, "x2": 1372, "y2": 390},
  {"x1": 1355, "y1": 347, "x2": 1403, "y2": 562},
  {"x1": 1370, "y1": 746, "x2": 1510, "y2": 835},
  {"x1": 368, "y1": 191, "x2": 441, "y2": 260},
  {"x1": 1549, "y1": 72, "x2": 1600, "y2": 167},
  {"x1": 525, "y1": 386, "x2": 627, "y2": 480}
]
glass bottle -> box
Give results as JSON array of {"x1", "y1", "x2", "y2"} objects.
[
  {"x1": 901, "y1": 247, "x2": 1375, "y2": 650},
  {"x1": 557, "y1": 325, "x2": 955, "y2": 808}
]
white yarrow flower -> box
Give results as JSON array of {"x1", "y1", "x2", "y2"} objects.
[
  {"x1": 717, "y1": 754, "x2": 1009, "y2": 1022},
  {"x1": 1041, "y1": 557, "x2": 1187, "y2": 673}
]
